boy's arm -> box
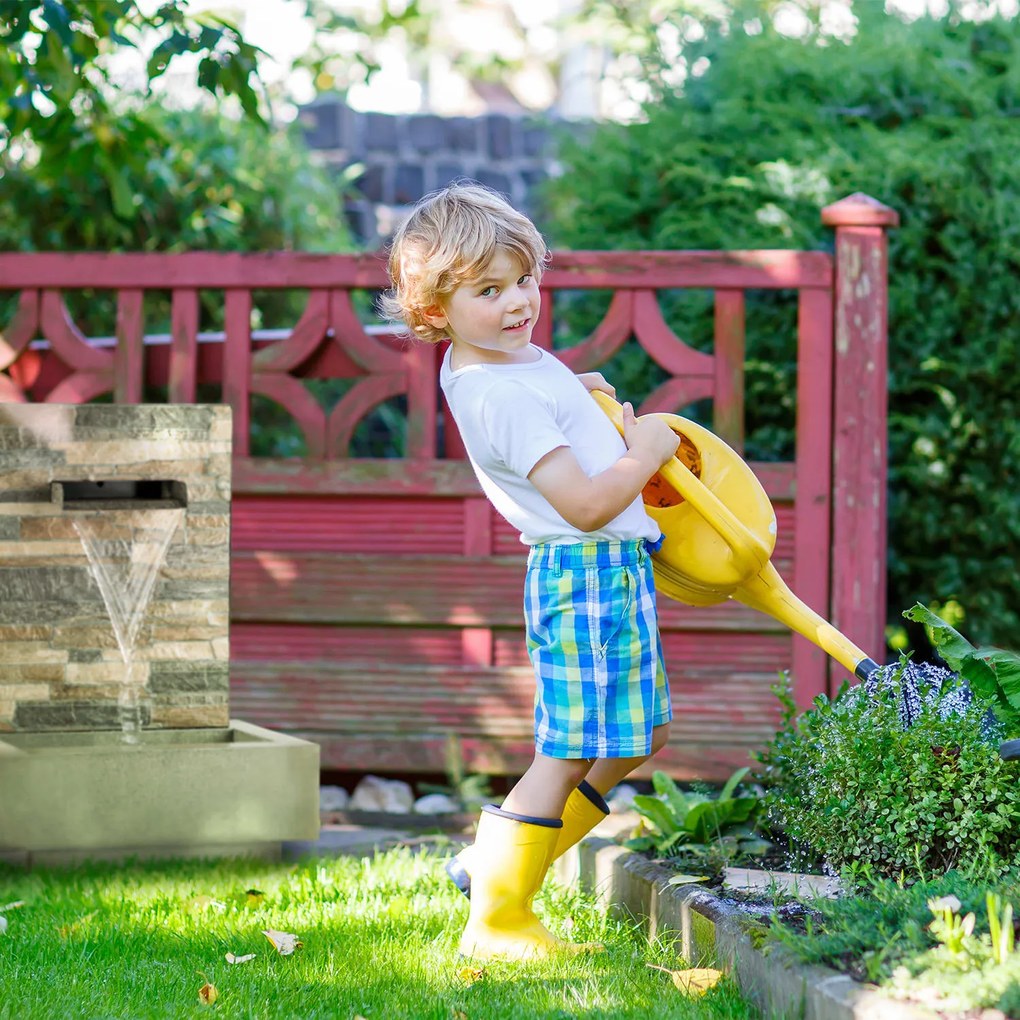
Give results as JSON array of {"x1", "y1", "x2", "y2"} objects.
[{"x1": 527, "y1": 402, "x2": 679, "y2": 533}]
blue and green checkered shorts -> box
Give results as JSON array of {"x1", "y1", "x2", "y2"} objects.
[{"x1": 524, "y1": 538, "x2": 672, "y2": 759}]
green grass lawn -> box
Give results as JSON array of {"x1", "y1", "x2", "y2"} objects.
[{"x1": 0, "y1": 844, "x2": 760, "y2": 1019}]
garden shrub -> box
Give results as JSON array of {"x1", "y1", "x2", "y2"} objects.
[
  {"x1": 757, "y1": 657, "x2": 1020, "y2": 880},
  {"x1": 540, "y1": 6, "x2": 1020, "y2": 647}
]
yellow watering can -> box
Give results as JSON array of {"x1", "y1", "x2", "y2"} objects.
[{"x1": 591, "y1": 391, "x2": 881, "y2": 682}]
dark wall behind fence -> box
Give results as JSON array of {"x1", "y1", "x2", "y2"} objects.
[{"x1": 298, "y1": 97, "x2": 584, "y2": 246}]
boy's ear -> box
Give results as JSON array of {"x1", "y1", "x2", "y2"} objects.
[{"x1": 422, "y1": 304, "x2": 448, "y2": 329}]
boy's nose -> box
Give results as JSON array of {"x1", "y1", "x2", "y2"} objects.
[{"x1": 506, "y1": 286, "x2": 528, "y2": 310}]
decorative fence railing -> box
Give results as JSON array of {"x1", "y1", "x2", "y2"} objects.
[{"x1": 0, "y1": 192, "x2": 897, "y2": 780}]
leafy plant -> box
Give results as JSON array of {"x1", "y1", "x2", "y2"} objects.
[
  {"x1": 927, "y1": 894, "x2": 980, "y2": 959},
  {"x1": 758, "y1": 655, "x2": 1020, "y2": 880},
  {"x1": 625, "y1": 768, "x2": 767, "y2": 863},
  {"x1": 1, "y1": 1, "x2": 268, "y2": 199},
  {"x1": 905, "y1": 603, "x2": 1020, "y2": 738}
]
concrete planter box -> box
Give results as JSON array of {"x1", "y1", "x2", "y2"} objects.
[
  {"x1": 0, "y1": 719, "x2": 320, "y2": 867},
  {"x1": 557, "y1": 836, "x2": 941, "y2": 1020}
]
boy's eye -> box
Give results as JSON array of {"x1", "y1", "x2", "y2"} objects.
[
  {"x1": 519, "y1": 274, "x2": 532, "y2": 285},
  {"x1": 479, "y1": 286, "x2": 496, "y2": 297}
]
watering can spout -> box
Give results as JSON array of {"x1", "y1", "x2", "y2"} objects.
[{"x1": 734, "y1": 563, "x2": 878, "y2": 681}]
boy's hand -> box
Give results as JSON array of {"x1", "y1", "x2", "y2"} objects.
[
  {"x1": 622, "y1": 401, "x2": 680, "y2": 466},
  {"x1": 577, "y1": 372, "x2": 615, "y2": 397}
]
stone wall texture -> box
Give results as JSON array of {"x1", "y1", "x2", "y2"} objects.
[
  {"x1": 0, "y1": 404, "x2": 232, "y2": 732},
  {"x1": 299, "y1": 98, "x2": 586, "y2": 245}
]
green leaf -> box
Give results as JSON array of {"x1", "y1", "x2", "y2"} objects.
[
  {"x1": 95, "y1": 155, "x2": 135, "y2": 219},
  {"x1": 972, "y1": 648, "x2": 1020, "y2": 710},
  {"x1": 902, "y1": 603, "x2": 975, "y2": 670},
  {"x1": 719, "y1": 767, "x2": 750, "y2": 802},
  {"x1": 651, "y1": 770, "x2": 695, "y2": 823},
  {"x1": 685, "y1": 801, "x2": 725, "y2": 843},
  {"x1": 631, "y1": 794, "x2": 680, "y2": 837}
]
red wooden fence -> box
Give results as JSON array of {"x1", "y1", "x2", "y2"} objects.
[{"x1": 0, "y1": 193, "x2": 897, "y2": 780}]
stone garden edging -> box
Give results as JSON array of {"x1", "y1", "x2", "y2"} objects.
[{"x1": 557, "y1": 836, "x2": 935, "y2": 1020}]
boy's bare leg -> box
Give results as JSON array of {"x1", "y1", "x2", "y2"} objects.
[
  {"x1": 500, "y1": 753, "x2": 593, "y2": 819},
  {"x1": 581, "y1": 722, "x2": 671, "y2": 797}
]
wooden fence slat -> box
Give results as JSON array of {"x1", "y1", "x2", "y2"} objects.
[
  {"x1": 403, "y1": 340, "x2": 438, "y2": 459},
  {"x1": 230, "y1": 549, "x2": 798, "y2": 633},
  {"x1": 792, "y1": 287, "x2": 836, "y2": 703},
  {"x1": 251, "y1": 289, "x2": 330, "y2": 372},
  {"x1": 223, "y1": 290, "x2": 252, "y2": 455},
  {"x1": 713, "y1": 290, "x2": 746, "y2": 451},
  {"x1": 229, "y1": 660, "x2": 786, "y2": 778},
  {"x1": 0, "y1": 249, "x2": 832, "y2": 290},
  {"x1": 0, "y1": 290, "x2": 38, "y2": 371},
  {"x1": 114, "y1": 289, "x2": 144, "y2": 404},
  {"x1": 250, "y1": 373, "x2": 327, "y2": 458},
  {"x1": 169, "y1": 288, "x2": 198, "y2": 403},
  {"x1": 39, "y1": 290, "x2": 110, "y2": 371},
  {"x1": 554, "y1": 290, "x2": 633, "y2": 371}
]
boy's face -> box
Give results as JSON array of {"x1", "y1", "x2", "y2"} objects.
[{"x1": 425, "y1": 250, "x2": 541, "y2": 364}]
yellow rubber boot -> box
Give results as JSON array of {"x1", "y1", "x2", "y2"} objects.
[
  {"x1": 447, "y1": 781, "x2": 610, "y2": 899},
  {"x1": 457, "y1": 805, "x2": 603, "y2": 961}
]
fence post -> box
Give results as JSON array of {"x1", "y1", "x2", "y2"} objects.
[{"x1": 821, "y1": 193, "x2": 899, "y2": 683}]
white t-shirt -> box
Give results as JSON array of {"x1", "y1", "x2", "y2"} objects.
[{"x1": 440, "y1": 345, "x2": 659, "y2": 545}]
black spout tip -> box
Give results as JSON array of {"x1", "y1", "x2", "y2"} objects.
[{"x1": 854, "y1": 657, "x2": 882, "y2": 682}]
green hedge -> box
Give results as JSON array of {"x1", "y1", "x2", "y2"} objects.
[{"x1": 541, "y1": 7, "x2": 1019, "y2": 648}]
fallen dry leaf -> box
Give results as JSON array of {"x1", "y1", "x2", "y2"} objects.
[
  {"x1": 262, "y1": 928, "x2": 303, "y2": 955},
  {"x1": 198, "y1": 982, "x2": 218, "y2": 1005},
  {"x1": 646, "y1": 964, "x2": 724, "y2": 996},
  {"x1": 225, "y1": 952, "x2": 256, "y2": 965},
  {"x1": 457, "y1": 965, "x2": 484, "y2": 987},
  {"x1": 0, "y1": 901, "x2": 25, "y2": 912},
  {"x1": 57, "y1": 911, "x2": 98, "y2": 939},
  {"x1": 453, "y1": 1012, "x2": 468, "y2": 1019}
]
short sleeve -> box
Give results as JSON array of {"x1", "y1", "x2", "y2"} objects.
[{"x1": 482, "y1": 381, "x2": 568, "y2": 479}]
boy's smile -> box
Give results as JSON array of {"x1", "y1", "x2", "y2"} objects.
[{"x1": 426, "y1": 250, "x2": 542, "y2": 367}]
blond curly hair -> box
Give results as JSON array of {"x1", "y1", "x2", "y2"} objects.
[{"x1": 380, "y1": 183, "x2": 549, "y2": 344}]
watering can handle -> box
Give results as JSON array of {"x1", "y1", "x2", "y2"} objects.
[{"x1": 591, "y1": 390, "x2": 772, "y2": 576}]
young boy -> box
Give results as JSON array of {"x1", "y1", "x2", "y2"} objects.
[{"x1": 383, "y1": 183, "x2": 680, "y2": 960}]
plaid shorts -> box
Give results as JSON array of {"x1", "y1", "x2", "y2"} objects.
[{"x1": 524, "y1": 538, "x2": 672, "y2": 759}]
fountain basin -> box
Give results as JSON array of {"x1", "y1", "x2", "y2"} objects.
[{"x1": 0, "y1": 719, "x2": 320, "y2": 866}]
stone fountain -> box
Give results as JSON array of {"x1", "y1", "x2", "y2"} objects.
[{"x1": 0, "y1": 404, "x2": 319, "y2": 866}]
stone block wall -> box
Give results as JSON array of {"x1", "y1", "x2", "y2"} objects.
[
  {"x1": 299, "y1": 98, "x2": 587, "y2": 245},
  {"x1": 0, "y1": 404, "x2": 232, "y2": 732}
]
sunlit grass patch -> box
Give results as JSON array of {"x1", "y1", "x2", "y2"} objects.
[{"x1": 0, "y1": 846, "x2": 759, "y2": 1019}]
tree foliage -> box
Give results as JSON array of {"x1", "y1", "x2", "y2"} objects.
[
  {"x1": 0, "y1": 1, "x2": 269, "y2": 216},
  {"x1": 542, "y1": 6, "x2": 1020, "y2": 646}
]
